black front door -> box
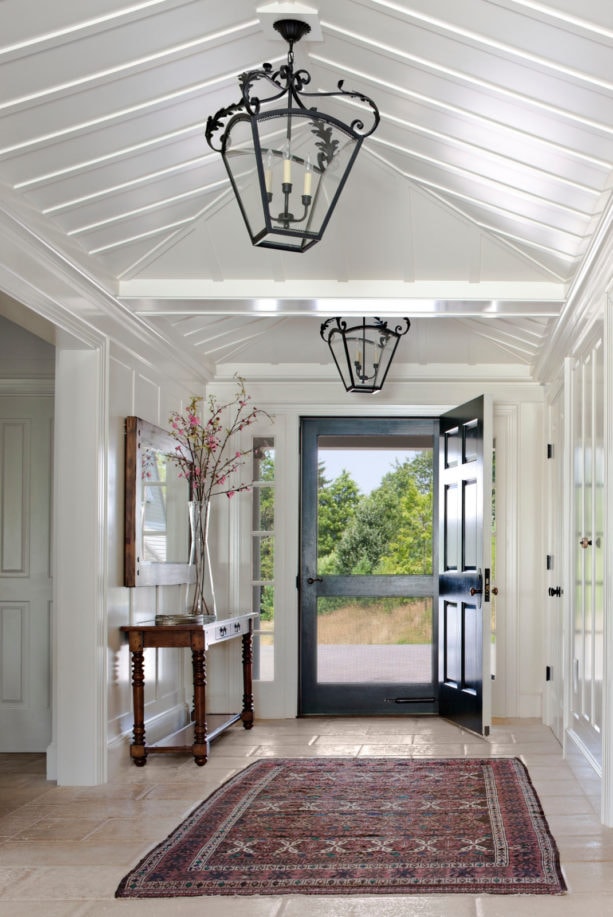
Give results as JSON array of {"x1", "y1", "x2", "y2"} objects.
[
  {"x1": 438, "y1": 396, "x2": 492, "y2": 736},
  {"x1": 299, "y1": 416, "x2": 437, "y2": 715}
]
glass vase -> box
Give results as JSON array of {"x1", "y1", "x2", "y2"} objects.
[{"x1": 188, "y1": 500, "x2": 217, "y2": 621}]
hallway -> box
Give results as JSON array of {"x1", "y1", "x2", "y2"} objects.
[{"x1": 0, "y1": 718, "x2": 611, "y2": 915}]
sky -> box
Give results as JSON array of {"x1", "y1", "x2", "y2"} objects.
[{"x1": 319, "y1": 448, "x2": 415, "y2": 495}]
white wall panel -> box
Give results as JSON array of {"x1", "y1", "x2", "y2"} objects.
[
  {"x1": 1, "y1": 602, "x2": 26, "y2": 703},
  {"x1": 0, "y1": 420, "x2": 29, "y2": 575}
]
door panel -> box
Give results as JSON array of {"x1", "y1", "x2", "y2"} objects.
[
  {"x1": 438, "y1": 396, "x2": 492, "y2": 736},
  {"x1": 0, "y1": 395, "x2": 53, "y2": 751},
  {"x1": 299, "y1": 417, "x2": 437, "y2": 715}
]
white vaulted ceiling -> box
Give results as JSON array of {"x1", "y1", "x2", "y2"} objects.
[{"x1": 1, "y1": 0, "x2": 612, "y2": 379}]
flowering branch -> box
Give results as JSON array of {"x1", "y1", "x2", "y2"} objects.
[{"x1": 166, "y1": 377, "x2": 271, "y2": 503}]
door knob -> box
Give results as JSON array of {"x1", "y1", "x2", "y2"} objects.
[
  {"x1": 471, "y1": 585, "x2": 497, "y2": 597},
  {"x1": 548, "y1": 586, "x2": 563, "y2": 597},
  {"x1": 579, "y1": 537, "x2": 592, "y2": 549}
]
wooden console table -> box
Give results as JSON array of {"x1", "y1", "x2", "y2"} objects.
[{"x1": 120, "y1": 612, "x2": 257, "y2": 766}]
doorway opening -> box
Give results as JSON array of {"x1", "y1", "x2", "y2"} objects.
[{"x1": 299, "y1": 417, "x2": 437, "y2": 716}]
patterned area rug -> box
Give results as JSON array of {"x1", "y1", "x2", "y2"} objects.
[{"x1": 116, "y1": 757, "x2": 566, "y2": 897}]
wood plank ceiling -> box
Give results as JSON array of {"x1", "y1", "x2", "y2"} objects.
[{"x1": 1, "y1": 0, "x2": 612, "y2": 378}]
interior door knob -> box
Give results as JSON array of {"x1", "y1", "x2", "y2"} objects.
[{"x1": 579, "y1": 537, "x2": 592, "y2": 549}]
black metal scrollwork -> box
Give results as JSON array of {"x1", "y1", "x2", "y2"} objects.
[{"x1": 205, "y1": 56, "x2": 379, "y2": 153}]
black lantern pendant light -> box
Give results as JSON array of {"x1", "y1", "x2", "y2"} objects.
[
  {"x1": 205, "y1": 19, "x2": 379, "y2": 252},
  {"x1": 320, "y1": 317, "x2": 411, "y2": 393}
]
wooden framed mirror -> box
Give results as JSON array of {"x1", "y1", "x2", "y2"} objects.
[{"x1": 124, "y1": 416, "x2": 195, "y2": 587}]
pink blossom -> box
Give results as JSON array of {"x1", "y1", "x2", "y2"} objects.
[{"x1": 165, "y1": 378, "x2": 270, "y2": 503}]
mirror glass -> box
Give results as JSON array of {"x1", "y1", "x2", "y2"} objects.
[{"x1": 124, "y1": 416, "x2": 194, "y2": 587}]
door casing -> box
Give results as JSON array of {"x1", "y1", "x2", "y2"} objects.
[
  {"x1": 299, "y1": 415, "x2": 438, "y2": 716},
  {"x1": 299, "y1": 400, "x2": 492, "y2": 728}
]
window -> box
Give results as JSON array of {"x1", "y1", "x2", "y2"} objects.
[{"x1": 252, "y1": 437, "x2": 275, "y2": 680}]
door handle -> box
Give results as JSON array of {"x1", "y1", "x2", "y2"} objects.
[
  {"x1": 579, "y1": 537, "x2": 592, "y2": 548},
  {"x1": 548, "y1": 586, "x2": 563, "y2": 597},
  {"x1": 470, "y1": 569, "x2": 484, "y2": 601},
  {"x1": 471, "y1": 585, "x2": 498, "y2": 596},
  {"x1": 307, "y1": 576, "x2": 323, "y2": 585}
]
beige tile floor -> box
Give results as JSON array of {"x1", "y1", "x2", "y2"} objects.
[{"x1": 1, "y1": 717, "x2": 612, "y2": 916}]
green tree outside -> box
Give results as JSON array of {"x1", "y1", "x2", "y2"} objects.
[
  {"x1": 254, "y1": 443, "x2": 275, "y2": 620},
  {"x1": 317, "y1": 466, "x2": 361, "y2": 560},
  {"x1": 316, "y1": 452, "x2": 433, "y2": 624},
  {"x1": 320, "y1": 452, "x2": 433, "y2": 577}
]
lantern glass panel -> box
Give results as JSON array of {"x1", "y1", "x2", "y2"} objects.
[
  {"x1": 326, "y1": 323, "x2": 402, "y2": 393},
  {"x1": 222, "y1": 115, "x2": 267, "y2": 243},
  {"x1": 223, "y1": 110, "x2": 361, "y2": 251}
]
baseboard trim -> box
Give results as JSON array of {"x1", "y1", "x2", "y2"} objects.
[{"x1": 567, "y1": 727, "x2": 602, "y2": 777}]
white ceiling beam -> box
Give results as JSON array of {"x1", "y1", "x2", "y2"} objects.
[{"x1": 118, "y1": 281, "x2": 565, "y2": 310}]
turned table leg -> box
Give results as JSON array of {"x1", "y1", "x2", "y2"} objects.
[
  {"x1": 129, "y1": 635, "x2": 147, "y2": 766},
  {"x1": 241, "y1": 628, "x2": 254, "y2": 730},
  {"x1": 191, "y1": 639, "x2": 208, "y2": 766}
]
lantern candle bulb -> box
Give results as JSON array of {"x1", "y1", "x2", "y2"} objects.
[
  {"x1": 282, "y1": 145, "x2": 292, "y2": 185},
  {"x1": 303, "y1": 156, "x2": 312, "y2": 196}
]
